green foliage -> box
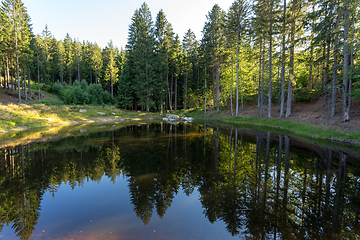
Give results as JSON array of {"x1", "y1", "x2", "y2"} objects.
[
  {"x1": 294, "y1": 88, "x2": 317, "y2": 102},
  {"x1": 49, "y1": 80, "x2": 112, "y2": 105}
]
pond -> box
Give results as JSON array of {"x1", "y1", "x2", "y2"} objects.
[{"x1": 0, "y1": 123, "x2": 360, "y2": 239}]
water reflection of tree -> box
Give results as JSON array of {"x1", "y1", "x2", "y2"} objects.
[
  {"x1": 1, "y1": 124, "x2": 360, "y2": 239},
  {"x1": 0, "y1": 130, "x2": 123, "y2": 239}
]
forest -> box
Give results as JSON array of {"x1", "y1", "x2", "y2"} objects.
[{"x1": 0, "y1": 0, "x2": 359, "y2": 121}]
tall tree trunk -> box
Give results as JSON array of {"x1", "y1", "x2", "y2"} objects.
[
  {"x1": 231, "y1": 53, "x2": 233, "y2": 116},
  {"x1": 216, "y1": 58, "x2": 220, "y2": 112},
  {"x1": 168, "y1": 73, "x2": 172, "y2": 113},
  {"x1": 348, "y1": 27, "x2": 354, "y2": 117},
  {"x1": 280, "y1": 0, "x2": 287, "y2": 117},
  {"x1": 14, "y1": 4, "x2": 21, "y2": 103},
  {"x1": 257, "y1": 41, "x2": 262, "y2": 108},
  {"x1": 0, "y1": 71, "x2": 2, "y2": 88},
  {"x1": 184, "y1": 72, "x2": 187, "y2": 113},
  {"x1": 342, "y1": 0, "x2": 350, "y2": 122},
  {"x1": 78, "y1": 52, "x2": 81, "y2": 83},
  {"x1": 236, "y1": 32, "x2": 239, "y2": 116},
  {"x1": 175, "y1": 75, "x2": 177, "y2": 111},
  {"x1": 330, "y1": 46, "x2": 337, "y2": 118},
  {"x1": 28, "y1": 66, "x2": 31, "y2": 96},
  {"x1": 330, "y1": 52, "x2": 337, "y2": 117},
  {"x1": 268, "y1": 7, "x2": 273, "y2": 119},
  {"x1": 309, "y1": 1, "x2": 315, "y2": 90},
  {"x1": 204, "y1": 66, "x2": 207, "y2": 113},
  {"x1": 286, "y1": 0, "x2": 296, "y2": 117},
  {"x1": 37, "y1": 53, "x2": 40, "y2": 100},
  {"x1": 60, "y1": 54, "x2": 64, "y2": 84},
  {"x1": 260, "y1": 39, "x2": 265, "y2": 118},
  {"x1": 24, "y1": 67, "x2": 27, "y2": 102},
  {"x1": 6, "y1": 56, "x2": 10, "y2": 89},
  {"x1": 69, "y1": 67, "x2": 72, "y2": 86}
]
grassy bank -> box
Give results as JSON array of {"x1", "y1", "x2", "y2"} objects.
[
  {"x1": 187, "y1": 110, "x2": 360, "y2": 146},
  {"x1": 1, "y1": 92, "x2": 359, "y2": 147},
  {"x1": 0, "y1": 91, "x2": 161, "y2": 133},
  {"x1": 0, "y1": 102, "x2": 162, "y2": 132}
]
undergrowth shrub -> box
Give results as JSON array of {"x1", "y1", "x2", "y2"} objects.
[{"x1": 50, "y1": 80, "x2": 113, "y2": 105}]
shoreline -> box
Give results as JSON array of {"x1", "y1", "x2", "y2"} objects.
[{"x1": 1, "y1": 102, "x2": 359, "y2": 148}]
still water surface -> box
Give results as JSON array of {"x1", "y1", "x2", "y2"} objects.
[{"x1": 0, "y1": 123, "x2": 360, "y2": 239}]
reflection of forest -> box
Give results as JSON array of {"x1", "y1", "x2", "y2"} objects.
[{"x1": 0, "y1": 123, "x2": 359, "y2": 239}]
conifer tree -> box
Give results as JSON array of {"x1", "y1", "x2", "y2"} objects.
[
  {"x1": 104, "y1": 41, "x2": 119, "y2": 98},
  {"x1": 124, "y1": 3, "x2": 156, "y2": 111},
  {"x1": 63, "y1": 33, "x2": 73, "y2": 85},
  {"x1": 227, "y1": 0, "x2": 249, "y2": 116},
  {"x1": 202, "y1": 4, "x2": 226, "y2": 112}
]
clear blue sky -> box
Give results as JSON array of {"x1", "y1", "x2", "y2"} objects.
[{"x1": 22, "y1": 0, "x2": 235, "y2": 49}]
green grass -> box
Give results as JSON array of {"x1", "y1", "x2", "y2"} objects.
[
  {"x1": 188, "y1": 110, "x2": 360, "y2": 147},
  {"x1": 1, "y1": 93, "x2": 359, "y2": 149},
  {"x1": 0, "y1": 90, "x2": 162, "y2": 133}
]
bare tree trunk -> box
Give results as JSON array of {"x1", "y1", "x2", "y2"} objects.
[
  {"x1": 348, "y1": 27, "x2": 354, "y2": 117},
  {"x1": 168, "y1": 73, "x2": 172, "y2": 113},
  {"x1": 69, "y1": 67, "x2": 72, "y2": 86},
  {"x1": 286, "y1": 0, "x2": 296, "y2": 117},
  {"x1": 28, "y1": 66, "x2": 31, "y2": 96},
  {"x1": 216, "y1": 58, "x2": 220, "y2": 112},
  {"x1": 6, "y1": 56, "x2": 10, "y2": 89},
  {"x1": 204, "y1": 66, "x2": 207, "y2": 113},
  {"x1": 175, "y1": 75, "x2": 177, "y2": 111},
  {"x1": 330, "y1": 50, "x2": 337, "y2": 118},
  {"x1": 236, "y1": 32, "x2": 239, "y2": 116},
  {"x1": 184, "y1": 72, "x2": 187, "y2": 113},
  {"x1": 260, "y1": 39, "x2": 265, "y2": 118},
  {"x1": 14, "y1": 4, "x2": 21, "y2": 103},
  {"x1": 268, "y1": 8, "x2": 273, "y2": 119},
  {"x1": 342, "y1": 0, "x2": 350, "y2": 122},
  {"x1": 37, "y1": 53, "x2": 40, "y2": 100},
  {"x1": 77, "y1": 49, "x2": 81, "y2": 83},
  {"x1": 170, "y1": 73, "x2": 173, "y2": 112},
  {"x1": 309, "y1": 1, "x2": 315, "y2": 90},
  {"x1": 330, "y1": 48, "x2": 337, "y2": 118},
  {"x1": 60, "y1": 54, "x2": 64, "y2": 84},
  {"x1": 24, "y1": 67, "x2": 27, "y2": 102},
  {"x1": 231, "y1": 53, "x2": 233, "y2": 116},
  {"x1": 280, "y1": 0, "x2": 287, "y2": 117},
  {"x1": 257, "y1": 42, "x2": 262, "y2": 108}
]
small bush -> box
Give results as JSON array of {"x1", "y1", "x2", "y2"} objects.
[{"x1": 47, "y1": 81, "x2": 113, "y2": 105}]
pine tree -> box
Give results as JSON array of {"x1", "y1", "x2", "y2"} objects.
[
  {"x1": 63, "y1": 33, "x2": 73, "y2": 85},
  {"x1": 104, "y1": 41, "x2": 119, "y2": 98},
  {"x1": 182, "y1": 29, "x2": 198, "y2": 113},
  {"x1": 227, "y1": 0, "x2": 249, "y2": 116},
  {"x1": 202, "y1": 4, "x2": 226, "y2": 112},
  {"x1": 155, "y1": 9, "x2": 174, "y2": 112},
  {"x1": 58, "y1": 40, "x2": 64, "y2": 84},
  {"x1": 123, "y1": 3, "x2": 156, "y2": 111}
]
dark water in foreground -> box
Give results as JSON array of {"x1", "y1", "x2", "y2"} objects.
[{"x1": 0, "y1": 123, "x2": 360, "y2": 240}]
